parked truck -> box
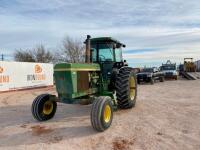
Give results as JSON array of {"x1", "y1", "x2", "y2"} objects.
[
  {"x1": 137, "y1": 67, "x2": 165, "y2": 84},
  {"x1": 160, "y1": 60, "x2": 178, "y2": 80}
]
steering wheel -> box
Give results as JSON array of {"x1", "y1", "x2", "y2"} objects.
[{"x1": 99, "y1": 55, "x2": 106, "y2": 61}]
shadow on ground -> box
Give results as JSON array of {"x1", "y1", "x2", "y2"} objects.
[
  {"x1": 0, "y1": 103, "x2": 91, "y2": 128},
  {"x1": 0, "y1": 125, "x2": 96, "y2": 147},
  {"x1": 0, "y1": 103, "x2": 96, "y2": 147}
]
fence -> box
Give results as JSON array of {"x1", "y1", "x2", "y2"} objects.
[{"x1": 0, "y1": 61, "x2": 53, "y2": 92}]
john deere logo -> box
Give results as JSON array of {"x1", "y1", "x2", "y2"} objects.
[
  {"x1": 0, "y1": 67, "x2": 3, "y2": 74},
  {"x1": 27, "y1": 64, "x2": 45, "y2": 81},
  {"x1": 35, "y1": 65, "x2": 42, "y2": 73}
]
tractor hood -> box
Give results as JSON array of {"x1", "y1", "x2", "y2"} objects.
[
  {"x1": 54, "y1": 63, "x2": 100, "y2": 72},
  {"x1": 54, "y1": 63, "x2": 101, "y2": 101}
]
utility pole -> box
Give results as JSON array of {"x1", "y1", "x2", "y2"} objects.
[{"x1": 1, "y1": 54, "x2": 4, "y2": 61}]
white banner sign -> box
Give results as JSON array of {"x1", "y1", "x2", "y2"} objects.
[{"x1": 0, "y1": 61, "x2": 53, "y2": 92}]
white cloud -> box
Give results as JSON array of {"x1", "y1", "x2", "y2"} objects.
[{"x1": 0, "y1": 0, "x2": 200, "y2": 64}]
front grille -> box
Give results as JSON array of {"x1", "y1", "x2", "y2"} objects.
[
  {"x1": 138, "y1": 74, "x2": 147, "y2": 78},
  {"x1": 166, "y1": 72, "x2": 173, "y2": 76},
  {"x1": 77, "y1": 71, "x2": 89, "y2": 92}
]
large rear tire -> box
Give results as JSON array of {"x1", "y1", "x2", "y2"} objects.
[
  {"x1": 91, "y1": 96, "x2": 113, "y2": 132},
  {"x1": 32, "y1": 94, "x2": 57, "y2": 121},
  {"x1": 116, "y1": 67, "x2": 137, "y2": 109}
]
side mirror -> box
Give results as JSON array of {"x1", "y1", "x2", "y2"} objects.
[{"x1": 115, "y1": 43, "x2": 126, "y2": 48}]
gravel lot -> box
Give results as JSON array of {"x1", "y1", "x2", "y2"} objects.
[{"x1": 0, "y1": 79, "x2": 200, "y2": 150}]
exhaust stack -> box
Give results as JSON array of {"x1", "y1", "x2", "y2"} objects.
[{"x1": 85, "y1": 35, "x2": 91, "y2": 63}]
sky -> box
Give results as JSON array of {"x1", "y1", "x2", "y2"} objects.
[{"x1": 0, "y1": 0, "x2": 200, "y2": 67}]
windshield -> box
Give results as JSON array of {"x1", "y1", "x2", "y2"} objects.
[
  {"x1": 98, "y1": 43, "x2": 114, "y2": 61},
  {"x1": 91, "y1": 43, "x2": 123, "y2": 62},
  {"x1": 142, "y1": 68, "x2": 153, "y2": 72},
  {"x1": 161, "y1": 66, "x2": 176, "y2": 70}
]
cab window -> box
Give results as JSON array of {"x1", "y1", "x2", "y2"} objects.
[
  {"x1": 91, "y1": 48, "x2": 97, "y2": 62},
  {"x1": 98, "y1": 43, "x2": 114, "y2": 61},
  {"x1": 115, "y1": 48, "x2": 122, "y2": 62}
]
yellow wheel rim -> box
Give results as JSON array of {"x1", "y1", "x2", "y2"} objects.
[
  {"x1": 43, "y1": 101, "x2": 54, "y2": 115},
  {"x1": 129, "y1": 76, "x2": 136, "y2": 100},
  {"x1": 104, "y1": 104, "x2": 111, "y2": 123}
]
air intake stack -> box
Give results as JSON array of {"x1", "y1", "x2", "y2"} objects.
[{"x1": 85, "y1": 35, "x2": 91, "y2": 63}]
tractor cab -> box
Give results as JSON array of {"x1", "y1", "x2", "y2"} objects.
[
  {"x1": 89, "y1": 37, "x2": 127, "y2": 82},
  {"x1": 90, "y1": 37, "x2": 126, "y2": 63}
]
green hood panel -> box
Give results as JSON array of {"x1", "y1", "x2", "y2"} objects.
[{"x1": 54, "y1": 63, "x2": 100, "y2": 72}]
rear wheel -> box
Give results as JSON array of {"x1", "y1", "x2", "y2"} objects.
[
  {"x1": 91, "y1": 96, "x2": 113, "y2": 132},
  {"x1": 32, "y1": 94, "x2": 57, "y2": 121},
  {"x1": 116, "y1": 67, "x2": 137, "y2": 109},
  {"x1": 160, "y1": 76, "x2": 165, "y2": 82}
]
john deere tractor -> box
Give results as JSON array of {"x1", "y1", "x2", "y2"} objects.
[{"x1": 31, "y1": 35, "x2": 137, "y2": 132}]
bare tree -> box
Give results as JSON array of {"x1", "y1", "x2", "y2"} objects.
[
  {"x1": 14, "y1": 37, "x2": 85, "y2": 63},
  {"x1": 32, "y1": 45, "x2": 54, "y2": 63},
  {"x1": 14, "y1": 49, "x2": 35, "y2": 62},
  {"x1": 14, "y1": 45, "x2": 54, "y2": 63},
  {"x1": 55, "y1": 36, "x2": 85, "y2": 63}
]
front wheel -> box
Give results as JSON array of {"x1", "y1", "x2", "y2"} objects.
[
  {"x1": 175, "y1": 76, "x2": 178, "y2": 80},
  {"x1": 150, "y1": 78, "x2": 154, "y2": 84},
  {"x1": 32, "y1": 94, "x2": 57, "y2": 121},
  {"x1": 160, "y1": 76, "x2": 165, "y2": 82},
  {"x1": 91, "y1": 96, "x2": 113, "y2": 132}
]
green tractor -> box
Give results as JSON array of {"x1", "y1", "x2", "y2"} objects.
[{"x1": 31, "y1": 35, "x2": 137, "y2": 132}]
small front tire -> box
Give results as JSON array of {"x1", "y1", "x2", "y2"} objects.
[
  {"x1": 32, "y1": 94, "x2": 57, "y2": 121},
  {"x1": 175, "y1": 76, "x2": 178, "y2": 80},
  {"x1": 91, "y1": 96, "x2": 113, "y2": 132},
  {"x1": 150, "y1": 78, "x2": 154, "y2": 84},
  {"x1": 160, "y1": 76, "x2": 165, "y2": 82}
]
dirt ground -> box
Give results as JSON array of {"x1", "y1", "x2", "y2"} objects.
[{"x1": 0, "y1": 79, "x2": 200, "y2": 150}]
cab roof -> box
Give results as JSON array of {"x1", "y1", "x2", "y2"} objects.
[{"x1": 90, "y1": 37, "x2": 126, "y2": 47}]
